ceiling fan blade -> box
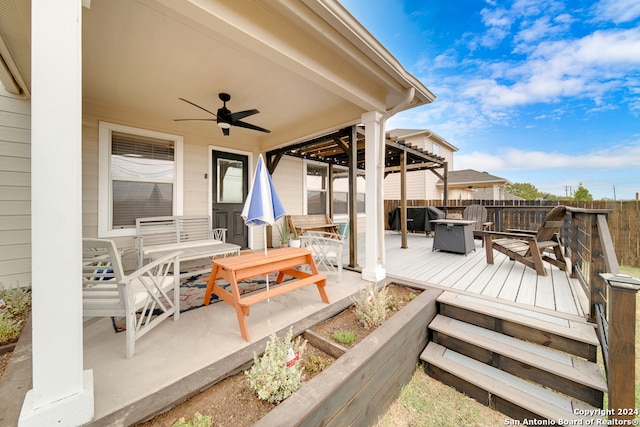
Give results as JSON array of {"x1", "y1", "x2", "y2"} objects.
[
  {"x1": 232, "y1": 120, "x2": 271, "y2": 133},
  {"x1": 173, "y1": 118, "x2": 217, "y2": 122},
  {"x1": 229, "y1": 109, "x2": 259, "y2": 122},
  {"x1": 178, "y1": 98, "x2": 218, "y2": 117}
]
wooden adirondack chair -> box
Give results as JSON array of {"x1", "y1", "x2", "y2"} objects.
[
  {"x1": 484, "y1": 206, "x2": 567, "y2": 276},
  {"x1": 82, "y1": 238, "x2": 181, "y2": 358},
  {"x1": 463, "y1": 205, "x2": 493, "y2": 246}
]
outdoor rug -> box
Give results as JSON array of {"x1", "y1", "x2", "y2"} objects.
[{"x1": 111, "y1": 272, "x2": 288, "y2": 332}]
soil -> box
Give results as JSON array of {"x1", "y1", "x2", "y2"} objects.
[{"x1": 137, "y1": 284, "x2": 419, "y2": 427}]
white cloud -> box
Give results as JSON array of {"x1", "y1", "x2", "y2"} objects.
[
  {"x1": 593, "y1": 0, "x2": 640, "y2": 23},
  {"x1": 456, "y1": 142, "x2": 640, "y2": 172}
]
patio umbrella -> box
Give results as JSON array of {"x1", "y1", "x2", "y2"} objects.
[
  {"x1": 241, "y1": 154, "x2": 286, "y2": 249},
  {"x1": 241, "y1": 154, "x2": 286, "y2": 294}
]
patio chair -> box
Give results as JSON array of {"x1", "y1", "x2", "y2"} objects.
[
  {"x1": 484, "y1": 206, "x2": 567, "y2": 276},
  {"x1": 463, "y1": 205, "x2": 493, "y2": 246},
  {"x1": 300, "y1": 231, "x2": 344, "y2": 282},
  {"x1": 82, "y1": 238, "x2": 181, "y2": 358}
]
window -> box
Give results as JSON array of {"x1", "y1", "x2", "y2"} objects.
[
  {"x1": 332, "y1": 166, "x2": 365, "y2": 215},
  {"x1": 432, "y1": 143, "x2": 441, "y2": 156},
  {"x1": 306, "y1": 163, "x2": 327, "y2": 214},
  {"x1": 98, "y1": 122, "x2": 183, "y2": 237}
]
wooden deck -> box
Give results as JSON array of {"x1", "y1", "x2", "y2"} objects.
[{"x1": 381, "y1": 231, "x2": 587, "y2": 318}]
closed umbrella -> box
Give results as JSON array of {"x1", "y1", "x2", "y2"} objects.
[{"x1": 241, "y1": 154, "x2": 286, "y2": 294}]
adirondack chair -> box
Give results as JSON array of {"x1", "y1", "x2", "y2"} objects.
[
  {"x1": 82, "y1": 238, "x2": 181, "y2": 358},
  {"x1": 300, "y1": 231, "x2": 344, "y2": 282},
  {"x1": 463, "y1": 205, "x2": 493, "y2": 246},
  {"x1": 484, "y1": 206, "x2": 567, "y2": 276}
]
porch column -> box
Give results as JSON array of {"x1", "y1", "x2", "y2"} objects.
[
  {"x1": 20, "y1": 0, "x2": 94, "y2": 426},
  {"x1": 361, "y1": 111, "x2": 386, "y2": 282}
]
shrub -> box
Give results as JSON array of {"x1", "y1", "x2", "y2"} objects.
[
  {"x1": 331, "y1": 330, "x2": 355, "y2": 344},
  {"x1": 171, "y1": 412, "x2": 212, "y2": 427},
  {"x1": 352, "y1": 283, "x2": 389, "y2": 329},
  {"x1": 245, "y1": 327, "x2": 307, "y2": 404}
]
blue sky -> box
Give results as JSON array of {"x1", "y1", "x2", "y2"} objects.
[{"x1": 340, "y1": 0, "x2": 640, "y2": 200}]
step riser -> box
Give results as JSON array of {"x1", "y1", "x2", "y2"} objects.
[
  {"x1": 426, "y1": 364, "x2": 545, "y2": 421},
  {"x1": 432, "y1": 331, "x2": 604, "y2": 407},
  {"x1": 439, "y1": 303, "x2": 597, "y2": 361}
]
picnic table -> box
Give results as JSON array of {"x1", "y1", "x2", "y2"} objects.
[{"x1": 203, "y1": 247, "x2": 329, "y2": 341}]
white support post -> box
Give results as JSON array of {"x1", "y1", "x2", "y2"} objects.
[
  {"x1": 361, "y1": 111, "x2": 386, "y2": 283},
  {"x1": 19, "y1": 0, "x2": 94, "y2": 425}
]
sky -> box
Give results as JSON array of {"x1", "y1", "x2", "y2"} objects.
[{"x1": 340, "y1": 0, "x2": 640, "y2": 200}]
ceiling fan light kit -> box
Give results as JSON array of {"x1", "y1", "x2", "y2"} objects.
[{"x1": 175, "y1": 92, "x2": 270, "y2": 136}]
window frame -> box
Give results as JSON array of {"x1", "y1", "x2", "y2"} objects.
[
  {"x1": 304, "y1": 160, "x2": 329, "y2": 215},
  {"x1": 98, "y1": 121, "x2": 184, "y2": 238}
]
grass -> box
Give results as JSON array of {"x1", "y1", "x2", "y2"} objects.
[{"x1": 376, "y1": 265, "x2": 640, "y2": 426}]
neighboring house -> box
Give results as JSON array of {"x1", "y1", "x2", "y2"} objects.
[
  {"x1": 0, "y1": 1, "x2": 436, "y2": 424},
  {"x1": 437, "y1": 169, "x2": 513, "y2": 201},
  {"x1": 384, "y1": 128, "x2": 457, "y2": 200}
]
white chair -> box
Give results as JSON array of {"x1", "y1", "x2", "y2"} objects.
[
  {"x1": 211, "y1": 227, "x2": 227, "y2": 242},
  {"x1": 82, "y1": 238, "x2": 181, "y2": 359},
  {"x1": 300, "y1": 231, "x2": 344, "y2": 282}
]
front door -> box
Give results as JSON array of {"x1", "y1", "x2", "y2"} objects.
[{"x1": 212, "y1": 150, "x2": 249, "y2": 248}]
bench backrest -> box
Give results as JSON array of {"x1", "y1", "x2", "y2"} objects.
[
  {"x1": 136, "y1": 215, "x2": 212, "y2": 246},
  {"x1": 286, "y1": 214, "x2": 335, "y2": 235}
]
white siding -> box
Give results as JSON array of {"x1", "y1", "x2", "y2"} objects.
[{"x1": 0, "y1": 86, "x2": 31, "y2": 287}]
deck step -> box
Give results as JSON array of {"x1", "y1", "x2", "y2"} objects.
[
  {"x1": 437, "y1": 291, "x2": 598, "y2": 361},
  {"x1": 421, "y1": 342, "x2": 602, "y2": 423},
  {"x1": 429, "y1": 315, "x2": 606, "y2": 407}
]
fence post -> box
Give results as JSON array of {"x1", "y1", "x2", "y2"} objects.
[{"x1": 600, "y1": 273, "x2": 640, "y2": 423}]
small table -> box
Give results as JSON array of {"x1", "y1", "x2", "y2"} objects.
[
  {"x1": 431, "y1": 219, "x2": 476, "y2": 255},
  {"x1": 203, "y1": 247, "x2": 329, "y2": 341}
]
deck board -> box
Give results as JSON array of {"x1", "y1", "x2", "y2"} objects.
[{"x1": 382, "y1": 232, "x2": 585, "y2": 317}]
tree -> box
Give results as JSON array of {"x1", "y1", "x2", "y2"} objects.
[
  {"x1": 573, "y1": 182, "x2": 593, "y2": 201},
  {"x1": 505, "y1": 182, "x2": 544, "y2": 200}
]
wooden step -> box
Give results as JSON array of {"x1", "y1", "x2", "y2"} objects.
[
  {"x1": 429, "y1": 315, "x2": 607, "y2": 407},
  {"x1": 437, "y1": 291, "x2": 598, "y2": 361},
  {"x1": 421, "y1": 342, "x2": 603, "y2": 423}
]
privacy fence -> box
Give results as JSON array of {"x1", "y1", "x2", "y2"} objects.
[{"x1": 383, "y1": 199, "x2": 640, "y2": 268}]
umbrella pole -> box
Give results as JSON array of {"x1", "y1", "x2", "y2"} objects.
[{"x1": 264, "y1": 226, "x2": 269, "y2": 301}]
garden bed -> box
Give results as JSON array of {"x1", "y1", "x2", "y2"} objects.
[{"x1": 138, "y1": 282, "x2": 440, "y2": 427}]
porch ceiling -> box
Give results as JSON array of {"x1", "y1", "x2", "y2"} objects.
[{"x1": 39, "y1": 0, "x2": 432, "y2": 149}]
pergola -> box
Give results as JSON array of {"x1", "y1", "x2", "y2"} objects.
[{"x1": 266, "y1": 125, "x2": 448, "y2": 265}]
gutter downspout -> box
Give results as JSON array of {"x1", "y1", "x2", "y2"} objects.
[{"x1": 378, "y1": 87, "x2": 414, "y2": 264}]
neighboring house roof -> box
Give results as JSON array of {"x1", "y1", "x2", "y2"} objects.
[
  {"x1": 387, "y1": 128, "x2": 458, "y2": 152},
  {"x1": 437, "y1": 169, "x2": 509, "y2": 187}
]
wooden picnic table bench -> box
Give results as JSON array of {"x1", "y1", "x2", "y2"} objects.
[{"x1": 203, "y1": 247, "x2": 329, "y2": 341}]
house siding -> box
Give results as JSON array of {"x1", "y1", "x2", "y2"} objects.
[{"x1": 0, "y1": 86, "x2": 31, "y2": 287}]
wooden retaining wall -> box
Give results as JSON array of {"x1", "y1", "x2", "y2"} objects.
[
  {"x1": 384, "y1": 199, "x2": 640, "y2": 268},
  {"x1": 255, "y1": 286, "x2": 441, "y2": 427}
]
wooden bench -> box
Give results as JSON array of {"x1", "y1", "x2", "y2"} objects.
[
  {"x1": 286, "y1": 214, "x2": 338, "y2": 236},
  {"x1": 203, "y1": 247, "x2": 329, "y2": 341},
  {"x1": 135, "y1": 215, "x2": 240, "y2": 278}
]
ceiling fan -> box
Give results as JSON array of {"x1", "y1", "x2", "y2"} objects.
[{"x1": 175, "y1": 93, "x2": 270, "y2": 136}]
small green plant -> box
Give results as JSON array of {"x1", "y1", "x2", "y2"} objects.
[
  {"x1": 331, "y1": 330, "x2": 355, "y2": 344},
  {"x1": 0, "y1": 284, "x2": 31, "y2": 316},
  {"x1": 352, "y1": 283, "x2": 389, "y2": 329},
  {"x1": 304, "y1": 352, "x2": 332, "y2": 374},
  {"x1": 171, "y1": 412, "x2": 212, "y2": 427},
  {"x1": 0, "y1": 311, "x2": 22, "y2": 343},
  {"x1": 245, "y1": 327, "x2": 307, "y2": 404},
  {"x1": 276, "y1": 224, "x2": 291, "y2": 245}
]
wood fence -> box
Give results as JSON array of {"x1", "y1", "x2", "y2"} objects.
[{"x1": 384, "y1": 199, "x2": 640, "y2": 268}]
